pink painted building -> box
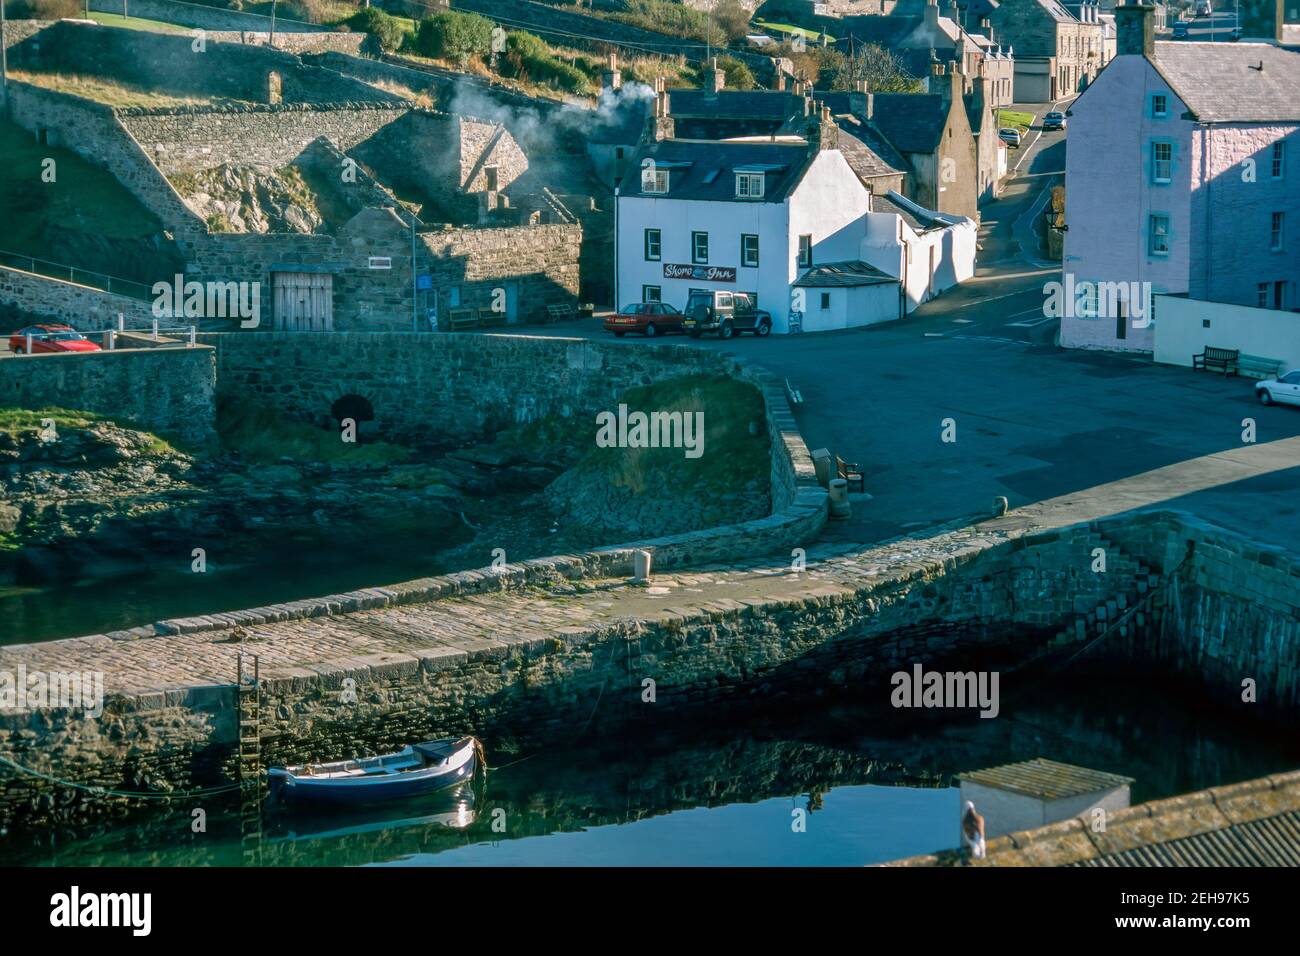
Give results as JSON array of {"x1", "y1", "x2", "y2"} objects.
[{"x1": 1061, "y1": 4, "x2": 1300, "y2": 352}]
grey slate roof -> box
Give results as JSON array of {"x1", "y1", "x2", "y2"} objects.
[
  {"x1": 959, "y1": 758, "x2": 1133, "y2": 799},
  {"x1": 1149, "y1": 41, "x2": 1300, "y2": 123},
  {"x1": 618, "y1": 138, "x2": 815, "y2": 203},
  {"x1": 835, "y1": 15, "x2": 923, "y2": 48},
  {"x1": 667, "y1": 89, "x2": 801, "y2": 120},
  {"x1": 835, "y1": 123, "x2": 909, "y2": 182},
  {"x1": 862, "y1": 92, "x2": 950, "y2": 154},
  {"x1": 793, "y1": 260, "x2": 897, "y2": 287}
]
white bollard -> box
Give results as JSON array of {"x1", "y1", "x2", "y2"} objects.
[
  {"x1": 633, "y1": 549, "x2": 653, "y2": 583},
  {"x1": 828, "y1": 478, "x2": 851, "y2": 519}
]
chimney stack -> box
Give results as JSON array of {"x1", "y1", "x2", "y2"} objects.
[
  {"x1": 808, "y1": 103, "x2": 839, "y2": 153},
  {"x1": 849, "y1": 86, "x2": 875, "y2": 121},
  {"x1": 602, "y1": 53, "x2": 622, "y2": 92},
  {"x1": 645, "y1": 77, "x2": 675, "y2": 141},
  {"x1": 1115, "y1": 3, "x2": 1156, "y2": 57},
  {"x1": 925, "y1": 0, "x2": 940, "y2": 28},
  {"x1": 705, "y1": 56, "x2": 726, "y2": 94}
]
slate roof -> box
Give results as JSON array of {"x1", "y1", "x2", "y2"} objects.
[
  {"x1": 835, "y1": 123, "x2": 909, "y2": 182},
  {"x1": 865, "y1": 92, "x2": 951, "y2": 154},
  {"x1": 618, "y1": 138, "x2": 815, "y2": 203},
  {"x1": 816, "y1": 93, "x2": 914, "y2": 171},
  {"x1": 834, "y1": 15, "x2": 923, "y2": 48},
  {"x1": 587, "y1": 99, "x2": 648, "y2": 145},
  {"x1": 667, "y1": 89, "x2": 801, "y2": 120},
  {"x1": 1149, "y1": 41, "x2": 1300, "y2": 123},
  {"x1": 793, "y1": 260, "x2": 897, "y2": 288}
]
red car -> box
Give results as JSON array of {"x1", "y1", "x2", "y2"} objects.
[
  {"x1": 9, "y1": 324, "x2": 102, "y2": 354},
  {"x1": 604, "y1": 302, "x2": 684, "y2": 338}
]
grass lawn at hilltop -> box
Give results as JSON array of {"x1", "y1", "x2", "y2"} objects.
[
  {"x1": 86, "y1": 12, "x2": 189, "y2": 33},
  {"x1": 8, "y1": 69, "x2": 215, "y2": 108},
  {"x1": 0, "y1": 118, "x2": 165, "y2": 260}
]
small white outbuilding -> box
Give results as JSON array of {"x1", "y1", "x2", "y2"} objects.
[{"x1": 958, "y1": 758, "x2": 1133, "y2": 839}]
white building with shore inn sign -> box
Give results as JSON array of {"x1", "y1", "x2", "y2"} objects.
[{"x1": 616, "y1": 110, "x2": 872, "y2": 334}]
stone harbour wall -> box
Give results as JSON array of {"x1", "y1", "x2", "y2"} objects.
[
  {"x1": 0, "y1": 345, "x2": 217, "y2": 448},
  {"x1": 0, "y1": 510, "x2": 1230, "y2": 830}
]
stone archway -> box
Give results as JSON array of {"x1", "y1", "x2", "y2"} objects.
[{"x1": 330, "y1": 393, "x2": 376, "y2": 440}]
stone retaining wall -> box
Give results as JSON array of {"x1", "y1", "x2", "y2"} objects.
[
  {"x1": 0, "y1": 266, "x2": 157, "y2": 331},
  {"x1": 0, "y1": 346, "x2": 216, "y2": 448}
]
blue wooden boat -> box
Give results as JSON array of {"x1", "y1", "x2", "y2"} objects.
[{"x1": 267, "y1": 736, "x2": 481, "y2": 807}]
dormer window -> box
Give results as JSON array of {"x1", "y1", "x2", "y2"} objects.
[
  {"x1": 642, "y1": 168, "x2": 669, "y2": 194},
  {"x1": 736, "y1": 172, "x2": 765, "y2": 199}
]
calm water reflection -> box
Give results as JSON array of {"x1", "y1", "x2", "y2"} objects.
[{"x1": 6, "y1": 670, "x2": 1297, "y2": 867}]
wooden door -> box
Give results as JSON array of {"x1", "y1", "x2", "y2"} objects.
[{"x1": 273, "y1": 272, "x2": 333, "y2": 331}]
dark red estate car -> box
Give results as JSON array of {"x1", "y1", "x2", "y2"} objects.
[
  {"x1": 604, "y1": 302, "x2": 684, "y2": 338},
  {"x1": 9, "y1": 324, "x2": 102, "y2": 354}
]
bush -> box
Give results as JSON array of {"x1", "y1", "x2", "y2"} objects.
[
  {"x1": 500, "y1": 31, "x2": 590, "y2": 94},
  {"x1": 712, "y1": 0, "x2": 753, "y2": 44},
  {"x1": 346, "y1": 8, "x2": 409, "y2": 52},
  {"x1": 715, "y1": 56, "x2": 756, "y2": 91},
  {"x1": 416, "y1": 10, "x2": 494, "y2": 67},
  {"x1": 9, "y1": 0, "x2": 82, "y2": 18}
]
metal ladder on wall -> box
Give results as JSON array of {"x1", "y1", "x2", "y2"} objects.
[{"x1": 236, "y1": 651, "x2": 264, "y2": 867}]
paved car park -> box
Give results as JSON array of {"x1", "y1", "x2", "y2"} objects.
[{"x1": 530, "y1": 304, "x2": 1300, "y2": 548}]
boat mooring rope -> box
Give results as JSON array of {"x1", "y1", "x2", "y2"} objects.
[{"x1": 0, "y1": 754, "x2": 241, "y2": 800}]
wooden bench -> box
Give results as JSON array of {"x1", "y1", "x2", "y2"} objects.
[
  {"x1": 836, "y1": 455, "x2": 864, "y2": 493},
  {"x1": 545, "y1": 302, "x2": 575, "y2": 323},
  {"x1": 447, "y1": 307, "x2": 505, "y2": 331},
  {"x1": 1239, "y1": 354, "x2": 1284, "y2": 380},
  {"x1": 785, "y1": 378, "x2": 804, "y2": 406},
  {"x1": 1192, "y1": 346, "x2": 1239, "y2": 376}
]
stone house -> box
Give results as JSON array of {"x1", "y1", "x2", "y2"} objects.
[
  {"x1": 1061, "y1": 5, "x2": 1300, "y2": 352},
  {"x1": 989, "y1": 0, "x2": 1107, "y2": 101},
  {"x1": 823, "y1": 64, "x2": 982, "y2": 219}
]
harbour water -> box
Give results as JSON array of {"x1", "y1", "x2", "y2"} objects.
[{"x1": 5, "y1": 670, "x2": 1296, "y2": 867}]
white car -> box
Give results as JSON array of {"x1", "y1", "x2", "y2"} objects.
[
  {"x1": 998, "y1": 127, "x2": 1022, "y2": 148},
  {"x1": 1255, "y1": 370, "x2": 1300, "y2": 406}
]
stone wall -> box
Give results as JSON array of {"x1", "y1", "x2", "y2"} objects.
[
  {"x1": 0, "y1": 346, "x2": 216, "y2": 448},
  {"x1": 119, "y1": 104, "x2": 411, "y2": 176},
  {"x1": 0, "y1": 266, "x2": 158, "y2": 331},
  {"x1": 187, "y1": 218, "x2": 580, "y2": 331},
  {"x1": 7, "y1": 19, "x2": 387, "y2": 105},
  {"x1": 1101, "y1": 511, "x2": 1300, "y2": 720},
  {"x1": 3, "y1": 82, "x2": 207, "y2": 244},
  {"x1": 0, "y1": 515, "x2": 1186, "y2": 829}
]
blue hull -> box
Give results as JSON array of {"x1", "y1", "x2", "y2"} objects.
[{"x1": 268, "y1": 739, "x2": 479, "y2": 807}]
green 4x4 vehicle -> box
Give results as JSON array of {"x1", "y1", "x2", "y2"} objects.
[{"x1": 682, "y1": 290, "x2": 773, "y2": 339}]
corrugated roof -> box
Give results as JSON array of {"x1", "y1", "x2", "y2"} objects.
[
  {"x1": 959, "y1": 758, "x2": 1134, "y2": 799},
  {"x1": 794, "y1": 260, "x2": 897, "y2": 287},
  {"x1": 1150, "y1": 41, "x2": 1300, "y2": 123},
  {"x1": 1073, "y1": 810, "x2": 1300, "y2": 867}
]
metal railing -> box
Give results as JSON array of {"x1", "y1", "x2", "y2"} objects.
[
  {"x1": 14, "y1": 316, "x2": 196, "y2": 355},
  {"x1": 0, "y1": 248, "x2": 155, "y2": 302}
]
